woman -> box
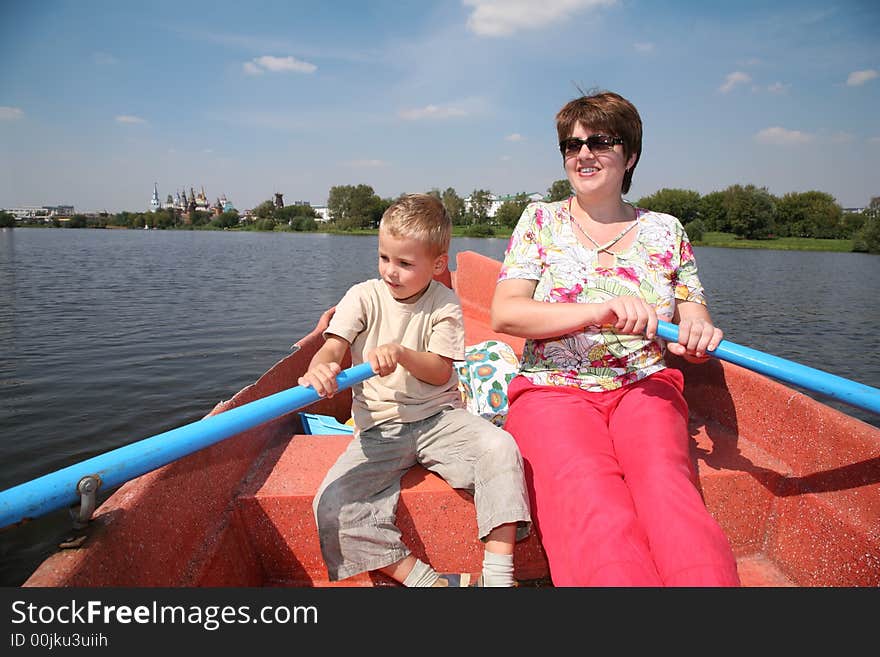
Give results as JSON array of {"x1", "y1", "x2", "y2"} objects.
[{"x1": 491, "y1": 90, "x2": 740, "y2": 586}]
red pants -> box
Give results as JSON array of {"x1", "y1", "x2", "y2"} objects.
[{"x1": 504, "y1": 368, "x2": 740, "y2": 587}]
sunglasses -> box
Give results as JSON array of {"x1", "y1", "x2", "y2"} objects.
[{"x1": 559, "y1": 134, "x2": 624, "y2": 157}]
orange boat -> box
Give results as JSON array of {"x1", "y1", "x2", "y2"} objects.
[{"x1": 20, "y1": 251, "x2": 880, "y2": 587}]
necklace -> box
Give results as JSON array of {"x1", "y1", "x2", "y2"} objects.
[{"x1": 568, "y1": 197, "x2": 637, "y2": 262}]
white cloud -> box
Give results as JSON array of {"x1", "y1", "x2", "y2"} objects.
[
  {"x1": 464, "y1": 0, "x2": 617, "y2": 37},
  {"x1": 846, "y1": 69, "x2": 878, "y2": 86},
  {"x1": 115, "y1": 115, "x2": 146, "y2": 124},
  {"x1": 505, "y1": 133, "x2": 524, "y2": 141},
  {"x1": 719, "y1": 71, "x2": 751, "y2": 93},
  {"x1": 398, "y1": 104, "x2": 468, "y2": 120},
  {"x1": 0, "y1": 106, "x2": 24, "y2": 120},
  {"x1": 754, "y1": 126, "x2": 813, "y2": 145},
  {"x1": 767, "y1": 82, "x2": 789, "y2": 94},
  {"x1": 829, "y1": 131, "x2": 854, "y2": 144},
  {"x1": 869, "y1": 136, "x2": 880, "y2": 145},
  {"x1": 243, "y1": 55, "x2": 317, "y2": 75},
  {"x1": 634, "y1": 42, "x2": 654, "y2": 53},
  {"x1": 92, "y1": 52, "x2": 118, "y2": 66},
  {"x1": 343, "y1": 159, "x2": 387, "y2": 167}
]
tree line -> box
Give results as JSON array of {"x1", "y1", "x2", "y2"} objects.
[
  {"x1": 635, "y1": 185, "x2": 877, "y2": 250},
  {"x1": 326, "y1": 181, "x2": 878, "y2": 253},
  {"x1": 3, "y1": 181, "x2": 877, "y2": 253},
  {"x1": 0, "y1": 200, "x2": 319, "y2": 232}
]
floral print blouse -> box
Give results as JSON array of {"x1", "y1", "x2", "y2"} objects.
[{"x1": 498, "y1": 199, "x2": 706, "y2": 392}]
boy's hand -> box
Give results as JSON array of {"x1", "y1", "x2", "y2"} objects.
[
  {"x1": 666, "y1": 318, "x2": 723, "y2": 362},
  {"x1": 298, "y1": 361, "x2": 343, "y2": 398},
  {"x1": 367, "y1": 343, "x2": 406, "y2": 377}
]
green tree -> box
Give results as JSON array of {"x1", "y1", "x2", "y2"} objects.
[
  {"x1": 211, "y1": 210, "x2": 240, "y2": 229},
  {"x1": 275, "y1": 204, "x2": 316, "y2": 226},
  {"x1": 683, "y1": 219, "x2": 706, "y2": 242},
  {"x1": 254, "y1": 217, "x2": 277, "y2": 231},
  {"x1": 327, "y1": 184, "x2": 384, "y2": 230},
  {"x1": 289, "y1": 215, "x2": 318, "y2": 231},
  {"x1": 154, "y1": 209, "x2": 175, "y2": 229},
  {"x1": 441, "y1": 187, "x2": 465, "y2": 225},
  {"x1": 465, "y1": 189, "x2": 492, "y2": 224},
  {"x1": 841, "y1": 210, "x2": 866, "y2": 238},
  {"x1": 852, "y1": 197, "x2": 880, "y2": 254},
  {"x1": 189, "y1": 210, "x2": 211, "y2": 227},
  {"x1": 494, "y1": 193, "x2": 530, "y2": 228},
  {"x1": 636, "y1": 188, "x2": 702, "y2": 224},
  {"x1": 776, "y1": 191, "x2": 843, "y2": 238},
  {"x1": 254, "y1": 200, "x2": 276, "y2": 220},
  {"x1": 0, "y1": 211, "x2": 14, "y2": 228},
  {"x1": 546, "y1": 179, "x2": 572, "y2": 202},
  {"x1": 723, "y1": 184, "x2": 776, "y2": 239},
  {"x1": 67, "y1": 214, "x2": 88, "y2": 228},
  {"x1": 699, "y1": 191, "x2": 727, "y2": 231},
  {"x1": 108, "y1": 211, "x2": 133, "y2": 228}
]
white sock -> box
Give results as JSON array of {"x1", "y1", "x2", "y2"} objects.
[
  {"x1": 402, "y1": 558, "x2": 441, "y2": 587},
  {"x1": 482, "y1": 550, "x2": 515, "y2": 587}
]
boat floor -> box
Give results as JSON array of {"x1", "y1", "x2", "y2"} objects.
[
  {"x1": 27, "y1": 400, "x2": 876, "y2": 588},
  {"x1": 190, "y1": 412, "x2": 859, "y2": 587}
]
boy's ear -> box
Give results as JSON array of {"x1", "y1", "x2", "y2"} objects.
[{"x1": 433, "y1": 253, "x2": 449, "y2": 273}]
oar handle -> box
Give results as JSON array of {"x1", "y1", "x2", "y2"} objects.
[
  {"x1": 0, "y1": 362, "x2": 376, "y2": 529},
  {"x1": 656, "y1": 320, "x2": 879, "y2": 415}
]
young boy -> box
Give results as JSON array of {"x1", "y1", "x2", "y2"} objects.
[{"x1": 299, "y1": 194, "x2": 531, "y2": 587}]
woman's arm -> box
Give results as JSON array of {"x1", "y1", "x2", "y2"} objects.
[{"x1": 491, "y1": 278, "x2": 659, "y2": 339}]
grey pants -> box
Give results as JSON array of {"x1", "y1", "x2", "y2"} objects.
[{"x1": 313, "y1": 407, "x2": 532, "y2": 581}]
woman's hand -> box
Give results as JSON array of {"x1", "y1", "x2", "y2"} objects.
[
  {"x1": 596, "y1": 296, "x2": 659, "y2": 338},
  {"x1": 666, "y1": 317, "x2": 723, "y2": 362}
]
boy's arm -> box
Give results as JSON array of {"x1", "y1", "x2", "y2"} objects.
[
  {"x1": 297, "y1": 334, "x2": 351, "y2": 397},
  {"x1": 369, "y1": 344, "x2": 453, "y2": 386}
]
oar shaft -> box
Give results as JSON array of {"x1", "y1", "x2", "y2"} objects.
[
  {"x1": 656, "y1": 320, "x2": 879, "y2": 415},
  {"x1": 0, "y1": 362, "x2": 375, "y2": 529}
]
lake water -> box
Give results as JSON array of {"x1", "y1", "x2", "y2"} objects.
[{"x1": 1, "y1": 227, "x2": 878, "y2": 586}]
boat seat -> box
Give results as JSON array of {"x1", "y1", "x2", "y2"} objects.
[{"x1": 232, "y1": 433, "x2": 550, "y2": 586}]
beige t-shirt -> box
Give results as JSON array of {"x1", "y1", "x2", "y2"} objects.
[{"x1": 325, "y1": 278, "x2": 465, "y2": 431}]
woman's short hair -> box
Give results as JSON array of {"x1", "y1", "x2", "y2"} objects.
[{"x1": 556, "y1": 90, "x2": 643, "y2": 195}]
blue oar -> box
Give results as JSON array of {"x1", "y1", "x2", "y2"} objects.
[
  {"x1": 656, "y1": 320, "x2": 879, "y2": 415},
  {"x1": 0, "y1": 362, "x2": 375, "y2": 529}
]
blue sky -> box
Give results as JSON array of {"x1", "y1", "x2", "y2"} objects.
[{"x1": 1, "y1": 0, "x2": 878, "y2": 213}]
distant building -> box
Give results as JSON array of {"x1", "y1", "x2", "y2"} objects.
[
  {"x1": 149, "y1": 183, "x2": 161, "y2": 212},
  {"x1": 150, "y1": 183, "x2": 233, "y2": 217},
  {"x1": 312, "y1": 205, "x2": 331, "y2": 222},
  {"x1": 4, "y1": 205, "x2": 74, "y2": 222}
]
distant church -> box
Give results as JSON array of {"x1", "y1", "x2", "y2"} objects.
[{"x1": 149, "y1": 183, "x2": 235, "y2": 217}]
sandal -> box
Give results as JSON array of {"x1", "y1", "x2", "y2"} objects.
[{"x1": 433, "y1": 573, "x2": 484, "y2": 587}]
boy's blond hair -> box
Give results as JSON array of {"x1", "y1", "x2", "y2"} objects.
[{"x1": 379, "y1": 194, "x2": 451, "y2": 256}]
